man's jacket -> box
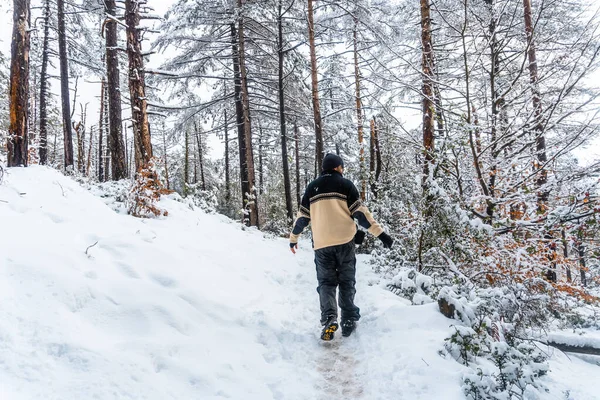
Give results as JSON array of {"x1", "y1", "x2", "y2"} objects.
[{"x1": 289, "y1": 170, "x2": 384, "y2": 250}]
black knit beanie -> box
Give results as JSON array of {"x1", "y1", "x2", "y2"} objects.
[{"x1": 322, "y1": 153, "x2": 344, "y2": 171}]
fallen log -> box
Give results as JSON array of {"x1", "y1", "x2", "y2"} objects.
[{"x1": 547, "y1": 341, "x2": 600, "y2": 356}]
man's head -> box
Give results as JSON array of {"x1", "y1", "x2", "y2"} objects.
[{"x1": 322, "y1": 153, "x2": 344, "y2": 173}]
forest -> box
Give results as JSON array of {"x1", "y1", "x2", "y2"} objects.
[{"x1": 2, "y1": 0, "x2": 600, "y2": 398}]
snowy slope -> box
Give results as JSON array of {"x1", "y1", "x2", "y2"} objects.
[{"x1": 0, "y1": 166, "x2": 598, "y2": 400}]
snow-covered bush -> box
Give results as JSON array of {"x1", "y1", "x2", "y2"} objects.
[
  {"x1": 127, "y1": 159, "x2": 172, "y2": 218},
  {"x1": 185, "y1": 182, "x2": 218, "y2": 213},
  {"x1": 440, "y1": 285, "x2": 550, "y2": 400},
  {"x1": 386, "y1": 267, "x2": 435, "y2": 305}
]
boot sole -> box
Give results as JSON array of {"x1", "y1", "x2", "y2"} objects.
[{"x1": 320, "y1": 322, "x2": 339, "y2": 341}]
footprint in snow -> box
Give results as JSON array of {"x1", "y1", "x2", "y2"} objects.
[
  {"x1": 151, "y1": 274, "x2": 177, "y2": 288},
  {"x1": 315, "y1": 341, "x2": 363, "y2": 398},
  {"x1": 117, "y1": 263, "x2": 141, "y2": 279}
]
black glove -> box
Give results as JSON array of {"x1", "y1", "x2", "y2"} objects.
[
  {"x1": 354, "y1": 230, "x2": 366, "y2": 245},
  {"x1": 378, "y1": 232, "x2": 394, "y2": 249}
]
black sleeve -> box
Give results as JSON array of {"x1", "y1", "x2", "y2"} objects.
[{"x1": 290, "y1": 188, "x2": 311, "y2": 239}]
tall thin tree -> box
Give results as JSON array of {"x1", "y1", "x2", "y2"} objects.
[
  {"x1": 8, "y1": 0, "x2": 30, "y2": 167},
  {"x1": 278, "y1": 0, "x2": 294, "y2": 222},
  {"x1": 523, "y1": 0, "x2": 548, "y2": 214},
  {"x1": 104, "y1": 0, "x2": 128, "y2": 179},
  {"x1": 125, "y1": 0, "x2": 153, "y2": 171},
  {"x1": 237, "y1": 0, "x2": 259, "y2": 227},
  {"x1": 38, "y1": 0, "x2": 50, "y2": 165},
  {"x1": 308, "y1": 0, "x2": 324, "y2": 173},
  {"x1": 57, "y1": 0, "x2": 74, "y2": 170}
]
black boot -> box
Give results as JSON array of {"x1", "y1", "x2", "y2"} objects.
[
  {"x1": 341, "y1": 320, "x2": 356, "y2": 337},
  {"x1": 320, "y1": 317, "x2": 339, "y2": 341}
]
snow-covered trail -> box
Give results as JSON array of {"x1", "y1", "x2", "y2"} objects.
[
  {"x1": 0, "y1": 166, "x2": 463, "y2": 399},
  {"x1": 2, "y1": 167, "x2": 597, "y2": 400}
]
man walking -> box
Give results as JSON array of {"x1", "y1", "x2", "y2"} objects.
[{"x1": 289, "y1": 153, "x2": 394, "y2": 340}]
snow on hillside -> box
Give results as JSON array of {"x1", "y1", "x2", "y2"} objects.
[{"x1": 0, "y1": 166, "x2": 598, "y2": 400}]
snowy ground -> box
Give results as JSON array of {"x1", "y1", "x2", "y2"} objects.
[{"x1": 0, "y1": 166, "x2": 598, "y2": 400}]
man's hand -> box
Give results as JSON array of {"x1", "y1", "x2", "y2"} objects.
[
  {"x1": 378, "y1": 232, "x2": 394, "y2": 249},
  {"x1": 290, "y1": 243, "x2": 298, "y2": 254}
]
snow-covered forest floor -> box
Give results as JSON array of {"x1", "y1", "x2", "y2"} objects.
[{"x1": 0, "y1": 167, "x2": 598, "y2": 400}]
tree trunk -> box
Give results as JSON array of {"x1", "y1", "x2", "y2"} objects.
[
  {"x1": 184, "y1": 128, "x2": 189, "y2": 195},
  {"x1": 561, "y1": 229, "x2": 572, "y2": 282},
  {"x1": 294, "y1": 122, "x2": 301, "y2": 207},
  {"x1": 103, "y1": 88, "x2": 110, "y2": 179},
  {"x1": 105, "y1": 0, "x2": 128, "y2": 180},
  {"x1": 7, "y1": 0, "x2": 30, "y2": 167},
  {"x1": 86, "y1": 126, "x2": 94, "y2": 177},
  {"x1": 38, "y1": 0, "x2": 50, "y2": 165},
  {"x1": 418, "y1": 0, "x2": 436, "y2": 271},
  {"x1": 237, "y1": 0, "x2": 259, "y2": 227},
  {"x1": 523, "y1": 0, "x2": 548, "y2": 214},
  {"x1": 308, "y1": 0, "x2": 324, "y2": 173},
  {"x1": 369, "y1": 118, "x2": 382, "y2": 198},
  {"x1": 161, "y1": 121, "x2": 170, "y2": 190},
  {"x1": 194, "y1": 120, "x2": 206, "y2": 191},
  {"x1": 258, "y1": 121, "x2": 264, "y2": 195},
  {"x1": 486, "y1": 0, "x2": 501, "y2": 222},
  {"x1": 125, "y1": 0, "x2": 152, "y2": 172},
  {"x1": 278, "y1": 2, "x2": 294, "y2": 222},
  {"x1": 578, "y1": 241, "x2": 587, "y2": 287},
  {"x1": 231, "y1": 23, "x2": 250, "y2": 222},
  {"x1": 420, "y1": 0, "x2": 435, "y2": 190},
  {"x1": 75, "y1": 121, "x2": 84, "y2": 173},
  {"x1": 353, "y1": 16, "x2": 366, "y2": 201},
  {"x1": 224, "y1": 102, "x2": 230, "y2": 202},
  {"x1": 98, "y1": 79, "x2": 106, "y2": 182},
  {"x1": 57, "y1": 0, "x2": 74, "y2": 171}
]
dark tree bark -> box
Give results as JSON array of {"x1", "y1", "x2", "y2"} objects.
[
  {"x1": 294, "y1": 122, "x2": 301, "y2": 207},
  {"x1": 57, "y1": 0, "x2": 74, "y2": 170},
  {"x1": 224, "y1": 103, "x2": 230, "y2": 202},
  {"x1": 184, "y1": 128, "x2": 189, "y2": 195},
  {"x1": 369, "y1": 118, "x2": 382, "y2": 198},
  {"x1": 231, "y1": 23, "x2": 250, "y2": 220},
  {"x1": 103, "y1": 89, "x2": 110, "y2": 179},
  {"x1": 278, "y1": 1, "x2": 294, "y2": 222},
  {"x1": 86, "y1": 126, "x2": 94, "y2": 177},
  {"x1": 578, "y1": 241, "x2": 587, "y2": 287},
  {"x1": 98, "y1": 79, "x2": 106, "y2": 182},
  {"x1": 353, "y1": 16, "x2": 366, "y2": 201},
  {"x1": 8, "y1": 0, "x2": 30, "y2": 167},
  {"x1": 74, "y1": 119, "x2": 84, "y2": 173},
  {"x1": 485, "y1": 0, "x2": 501, "y2": 222},
  {"x1": 194, "y1": 121, "x2": 206, "y2": 191},
  {"x1": 420, "y1": 0, "x2": 435, "y2": 187},
  {"x1": 258, "y1": 121, "x2": 264, "y2": 195},
  {"x1": 161, "y1": 122, "x2": 170, "y2": 190},
  {"x1": 308, "y1": 0, "x2": 324, "y2": 173},
  {"x1": 38, "y1": 0, "x2": 50, "y2": 165},
  {"x1": 523, "y1": 0, "x2": 548, "y2": 214},
  {"x1": 237, "y1": 0, "x2": 259, "y2": 227},
  {"x1": 125, "y1": 0, "x2": 153, "y2": 172},
  {"x1": 105, "y1": 0, "x2": 128, "y2": 180},
  {"x1": 418, "y1": 0, "x2": 437, "y2": 271}
]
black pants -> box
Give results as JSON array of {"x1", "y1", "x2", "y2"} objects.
[{"x1": 314, "y1": 241, "x2": 360, "y2": 325}]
